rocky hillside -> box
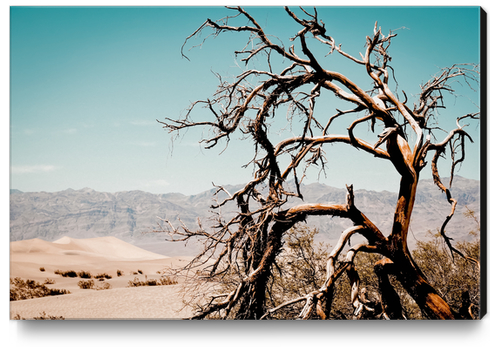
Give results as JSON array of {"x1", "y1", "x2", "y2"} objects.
[{"x1": 10, "y1": 176, "x2": 480, "y2": 256}]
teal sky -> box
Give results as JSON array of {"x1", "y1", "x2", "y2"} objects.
[{"x1": 9, "y1": 6, "x2": 481, "y2": 195}]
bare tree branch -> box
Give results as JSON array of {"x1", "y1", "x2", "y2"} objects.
[{"x1": 158, "y1": 6, "x2": 479, "y2": 320}]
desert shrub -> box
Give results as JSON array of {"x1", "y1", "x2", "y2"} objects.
[
  {"x1": 54, "y1": 270, "x2": 77, "y2": 278},
  {"x1": 137, "y1": 269, "x2": 143, "y2": 274},
  {"x1": 12, "y1": 312, "x2": 65, "y2": 320},
  {"x1": 39, "y1": 267, "x2": 45, "y2": 272},
  {"x1": 412, "y1": 232, "x2": 480, "y2": 318},
  {"x1": 43, "y1": 278, "x2": 55, "y2": 285},
  {"x1": 78, "y1": 280, "x2": 95, "y2": 289},
  {"x1": 127, "y1": 278, "x2": 142, "y2": 287},
  {"x1": 33, "y1": 311, "x2": 65, "y2": 320},
  {"x1": 266, "y1": 224, "x2": 480, "y2": 320},
  {"x1": 94, "y1": 273, "x2": 112, "y2": 280},
  {"x1": 127, "y1": 276, "x2": 177, "y2": 287},
  {"x1": 159, "y1": 277, "x2": 178, "y2": 285},
  {"x1": 117, "y1": 270, "x2": 124, "y2": 277},
  {"x1": 10, "y1": 277, "x2": 70, "y2": 301},
  {"x1": 77, "y1": 271, "x2": 92, "y2": 279},
  {"x1": 48, "y1": 288, "x2": 70, "y2": 296},
  {"x1": 146, "y1": 279, "x2": 158, "y2": 286},
  {"x1": 96, "y1": 282, "x2": 112, "y2": 290}
]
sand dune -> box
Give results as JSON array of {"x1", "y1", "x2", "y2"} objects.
[
  {"x1": 13, "y1": 236, "x2": 169, "y2": 260},
  {"x1": 10, "y1": 236, "x2": 199, "y2": 319}
]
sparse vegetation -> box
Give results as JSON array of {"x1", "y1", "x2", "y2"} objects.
[
  {"x1": 54, "y1": 269, "x2": 77, "y2": 278},
  {"x1": 77, "y1": 279, "x2": 113, "y2": 290},
  {"x1": 12, "y1": 312, "x2": 65, "y2": 320},
  {"x1": 43, "y1": 278, "x2": 56, "y2": 285},
  {"x1": 94, "y1": 273, "x2": 112, "y2": 280},
  {"x1": 117, "y1": 270, "x2": 124, "y2": 277},
  {"x1": 33, "y1": 312, "x2": 66, "y2": 320},
  {"x1": 96, "y1": 282, "x2": 112, "y2": 290},
  {"x1": 78, "y1": 279, "x2": 95, "y2": 289},
  {"x1": 413, "y1": 232, "x2": 480, "y2": 319},
  {"x1": 54, "y1": 269, "x2": 113, "y2": 280},
  {"x1": 127, "y1": 276, "x2": 177, "y2": 287},
  {"x1": 10, "y1": 277, "x2": 70, "y2": 301},
  {"x1": 77, "y1": 270, "x2": 92, "y2": 279},
  {"x1": 263, "y1": 224, "x2": 480, "y2": 320},
  {"x1": 39, "y1": 267, "x2": 45, "y2": 272},
  {"x1": 137, "y1": 269, "x2": 143, "y2": 274}
]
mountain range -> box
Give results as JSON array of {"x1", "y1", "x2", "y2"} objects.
[{"x1": 10, "y1": 176, "x2": 481, "y2": 256}]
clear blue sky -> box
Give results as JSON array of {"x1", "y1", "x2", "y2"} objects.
[{"x1": 9, "y1": 5, "x2": 481, "y2": 195}]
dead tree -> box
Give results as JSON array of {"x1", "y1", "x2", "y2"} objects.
[{"x1": 158, "y1": 6, "x2": 480, "y2": 319}]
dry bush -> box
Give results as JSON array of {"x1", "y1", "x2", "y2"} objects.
[
  {"x1": 77, "y1": 270, "x2": 92, "y2": 279},
  {"x1": 96, "y1": 282, "x2": 112, "y2": 290},
  {"x1": 77, "y1": 279, "x2": 95, "y2": 289},
  {"x1": 94, "y1": 273, "x2": 112, "y2": 280},
  {"x1": 127, "y1": 276, "x2": 177, "y2": 287},
  {"x1": 54, "y1": 269, "x2": 77, "y2": 278},
  {"x1": 10, "y1": 277, "x2": 70, "y2": 301},
  {"x1": 12, "y1": 312, "x2": 65, "y2": 320}
]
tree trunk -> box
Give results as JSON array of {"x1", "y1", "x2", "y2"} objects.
[
  {"x1": 235, "y1": 281, "x2": 267, "y2": 319},
  {"x1": 236, "y1": 215, "x2": 301, "y2": 319},
  {"x1": 393, "y1": 251, "x2": 456, "y2": 319},
  {"x1": 374, "y1": 259, "x2": 404, "y2": 319},
  {"x1": 389, "y1": 175, "x2": 456, "y2": 319}
]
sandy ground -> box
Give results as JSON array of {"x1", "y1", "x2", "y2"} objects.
[
  {"x1": 10, "y1": 285, "x2": 194, "y2": 319},
  {"x1": 10, "y1": 236, "x2": 201, "y2": 320}
]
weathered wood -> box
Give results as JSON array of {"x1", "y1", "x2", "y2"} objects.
[{"x1": 157, "y1": 6, "x2": 479, "y2": 320}]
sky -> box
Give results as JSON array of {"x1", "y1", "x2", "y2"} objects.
[{"x1": 9, "y1": 4, "x2": 482, "y2": 195}]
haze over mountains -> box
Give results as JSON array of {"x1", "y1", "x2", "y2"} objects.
[{"x1": 10, "y1": 176, "x2": 480, "y2": 256}]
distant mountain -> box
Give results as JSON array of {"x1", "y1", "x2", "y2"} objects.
[
  {"x1": 10, "y1": 176, "x2": 480, "y2": 256},
  {"x1": 10, "y1": 188, "x2": 202, "y2": 256}
]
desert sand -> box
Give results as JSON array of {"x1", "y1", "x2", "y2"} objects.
[{"x1": 10, "y1": 236, "x2": 200, "y2": 319}]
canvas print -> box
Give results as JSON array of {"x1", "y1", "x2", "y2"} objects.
[{"x1": 10, "y1": 6, "x2": 484, "y2": 320}]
